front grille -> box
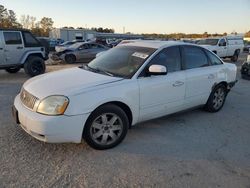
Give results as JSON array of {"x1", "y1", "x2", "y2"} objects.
[{"x1": 20, "y1": 88, "x2": 38, "y2": 110}]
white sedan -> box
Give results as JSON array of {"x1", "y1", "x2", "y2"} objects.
[{"x1": 13, "y1": 41, "x2": 237, "y2": 150}]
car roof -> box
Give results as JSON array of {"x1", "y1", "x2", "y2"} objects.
[
  {"x1": 120, "y1": 40, "x2": 191, "y2": 49},
  {"x1": 0, "y1": 28, "x2": 30, "y2": 32}
]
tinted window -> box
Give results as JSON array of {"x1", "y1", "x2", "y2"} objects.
[
  {"x1": 206, "y1": 50, "x2": 223, "y2": 65},
  {"x1": 219, "y1": 39, "x2": 226, "y2": 46},
  {"x1": 183, "y1": 46, "x2": 209, "y2": 69},
  {"x1": 3, "y1": 32, "x2": 22, "y2": 45},
  {"x1": 148, "y1": 46, "x2": 181, "y2": 72},
  {"x1": 88, "y1": 46, "x2": 155, "y2": 78},
  {"x1": 22, "y1": 32, "x2": 40, "y2": 47}
]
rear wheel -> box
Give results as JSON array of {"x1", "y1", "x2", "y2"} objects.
[
  {"x1": 205, "y1": 84, "x2": 227, "y2": 112},
  {"x1": 5, "y1": 66, "x2": 21, "y2": 73},
  {"x1": 24, "y1": 56, "x2": 45, "y2": 77},
  {"x1": 231, "y1": 50, "x2": 239, "y2": 62},
  {"x1": 65, "y1": 54, "x2": 76, "y2": 64},
  {"x1": 83, "y1": 104, "x2": 129, "y2": 150}
]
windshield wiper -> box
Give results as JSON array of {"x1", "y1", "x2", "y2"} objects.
[{"x1": 85, "y1": 65, "x2": 114, "y2": 77}]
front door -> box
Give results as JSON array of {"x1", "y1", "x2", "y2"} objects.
[
  {"x1": 217, "y1": 38, "x2": 227, "y2": 58},
  {"x1": 3, "y1": 31, "x2": 24, "y2": 65},
  {"x1": 138, "y1": 46, "x2": 186, "y2": 121}
]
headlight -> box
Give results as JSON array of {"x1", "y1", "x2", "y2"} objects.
[{"x1": 37, "y1": 96, "x2": 69, "y2": 115}]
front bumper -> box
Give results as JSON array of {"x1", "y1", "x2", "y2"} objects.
[{"x1": 13, "y1": 94, "x2": 90, "y2": 143}]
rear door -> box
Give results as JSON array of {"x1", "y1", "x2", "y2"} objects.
[
  {"x1": 77, "y1": 44, "x2": 92, "y2": 61},
  {"x1": 88, "y1": 43, "x2": 106, "y2": 59},
  {"x1": 3, "y1": 31, "x2": 24, "y2": 65},
  {"x1": 182, "y1": 45, "x2": 216, "y2": 108}
]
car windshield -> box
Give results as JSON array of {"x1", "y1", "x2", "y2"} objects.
[
  {"x1": 86, "y1": 46, "x2": 156, "y2": 78},
  {"x1": 68, "y1": 42, "x2": 85, "y2": 49},
  {"x1": 197, "y1": 39, "x2": 219, "y2": 45}
]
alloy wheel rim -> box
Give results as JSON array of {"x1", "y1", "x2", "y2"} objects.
[
  {"x1": 90, "y1": 113, "x2": 123, "y2": 145},
  {"x1": 212, "y1": 88, "x2": 225, "y2": 110}
]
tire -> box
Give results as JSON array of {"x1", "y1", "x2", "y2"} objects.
[
  {"x1": 231, "y1": 50, "x2": 239, "y2": 62},
  {"x1": 5, "y1": 66, "x2": 21, "y2": 73},
  {"x1": 204, "y1": 84, "x2": 227, "y2": 113},
  {"x1": 83, "y1": 104, "x2": 129, "y2": 150},
  {"x1": 24, "y1": 56, "x2": 45, "y2": 77},
  {"x1": 65, "y1": 54, "x2": 76, "y2": 64}
]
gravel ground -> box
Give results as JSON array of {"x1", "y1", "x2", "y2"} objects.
[{"x1": 0, "y1": 54, "x2": 250, "y2": 188}]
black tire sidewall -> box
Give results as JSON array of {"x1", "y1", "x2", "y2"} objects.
[
  {"x1": 24, "y1": 56, "x2": 45, "y2": 77},
  {"x1": 205, "y1": 84, "x2": 227, "y2": 112},
  {"x1": 83, "y1": 104, "x2": 129, "y2": 150},
  {"x1": 65, "y1": 54, "x2": 76, "y2": 64},
  {"x1": 5, "y1": 66, "x2": 21, "y2": 73}
]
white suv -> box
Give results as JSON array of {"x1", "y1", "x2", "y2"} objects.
[
  {"x1": 13, "y1": 41, "x2": 237, "y2": 149},
  {"x1": 0, "y1": 29, "x2": 48, "y2": 76}
]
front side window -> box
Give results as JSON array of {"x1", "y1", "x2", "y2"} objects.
[
  {"x1": 3, "y1": 32, "x2": 22, "y2": 45},
  {"x1": 183, "y1": 46, "x2": 209, "y2": 69},
  {"x1": 218, "y1": 39, "x2": 226, "y2": 46},
  {"x1": 22, "y1": 31, "x2": 40, "y2": 47},
  {"x1": 147, "y1": 46, "x2": 181, "y2": 73},
  {"x1": 206, "y1": 50, "x2": 223, "y2": 65},
  {"x1": 87, "y1": 46, "x2": 156, "y2": 78}
]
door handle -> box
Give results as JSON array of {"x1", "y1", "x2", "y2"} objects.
[
  {"x1": 173, "y1": 81, "x2": 184, "y2": 87},
  {"x1": 0, "y1": 48, "x2": 3, "y2": 50},
  {"x1": 17, "y1": 46, "x2": 23, "y2": 49},
  {"x1": 208, "y1": 74, "x2": 215, "y2": 79}
]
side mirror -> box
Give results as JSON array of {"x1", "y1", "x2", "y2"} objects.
[{"x1": 148, "y1": 65, "x2": 167, "y2": 76}]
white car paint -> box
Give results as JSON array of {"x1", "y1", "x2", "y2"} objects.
[{"x1": 13, "y1": 41, "x2": 237, "y2": 143}]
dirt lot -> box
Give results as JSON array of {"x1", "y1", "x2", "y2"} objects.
[{"x1": 0, "y1": 54, "x2": 250, "y2": 188}]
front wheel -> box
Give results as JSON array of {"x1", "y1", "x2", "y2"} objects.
[
  {"x1": 83, "y1": 104, "x2": 129, "y2": 150},
  {"x1": 204, "y1": 84, "x2": 227, "y2": 112},
  {"x1": 5, "y1": 66, "x2": 21, "y2": 73},
  {"x1": 65, "y1": 54, "x2": 76, "y2": 64},
  {"x1": 24, "y1": 56, "x2": 46, "y2": 77}
]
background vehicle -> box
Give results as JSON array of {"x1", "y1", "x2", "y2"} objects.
[
  {"x1": 0, "y1": 29, "x2": 48, "y2": 76},
  {"x1": 241, "y1": 53, "x2": 250, "y2": 80},
  {"x1": 197, "y1": 36, "x2": 244, "y2": 62},
  {"x1": 55, "y1": 40, "x2": 84, "y2": 52},
  {"x1": 52, "y1": 42, "x2": 109, "y2": 63},
  {"x1": 243, "y1": 41, "x2": 250, "y2": 52},
  {"x1": 13, "y1": 41, "x2": 237, "y2": 149}
]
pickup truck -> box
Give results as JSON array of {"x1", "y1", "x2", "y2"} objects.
[{"x1": 197, "y1": 36, "x2": 244, "y2": 62}]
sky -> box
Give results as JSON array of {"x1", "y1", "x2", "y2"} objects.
[{"x1": 1, "y1": 0, "x2": 250, "y2": 34}]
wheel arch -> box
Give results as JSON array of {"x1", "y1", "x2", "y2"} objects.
[
  {"x1": 21, "y1": 52, "x2": 45, "y2": 65},
  {"x1": 89, "y1": 101, "x2": 133, "y2": 128},
  {"x1": 211, "y1": 81, "x2": 228, "y2": 92}
]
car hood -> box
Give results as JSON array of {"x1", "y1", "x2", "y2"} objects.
[{"x1": 23, "y1": 67, "x2": 123, "y2": 99}]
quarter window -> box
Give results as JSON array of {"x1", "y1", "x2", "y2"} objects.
[
  {"x1": 148, "y1": 46, "x2": 181, "y2": 72},
  {"x1": 183, "y1": 46, "x2": 209, "y2": 69},
  {"x1": 3, "y1": 32, "x2": 22, "y2": 45}
]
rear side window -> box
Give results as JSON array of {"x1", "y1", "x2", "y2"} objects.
[
  {"x1": 22, "y1": 32, "x2": 41, "y2": 47},
  {"x1": 206, "y1": 50, "x2": 223, "y2": 65},
  {"x1": 3, "y1": 32, "x2": 22, "y2": 45},
  {"x1": 183, "y1": 46, "x2": 209, "y2": 69},
  {"x1": 148, "y1": 46, "x2": 181, "y2": 72}
]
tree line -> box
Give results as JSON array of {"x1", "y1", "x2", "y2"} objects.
[
  {"x1": 1, "y1": 4, "x2": 249, "y2": 38},
  {"x1": 0, "y1": 5, "x2": 53, "y2": 37}
]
